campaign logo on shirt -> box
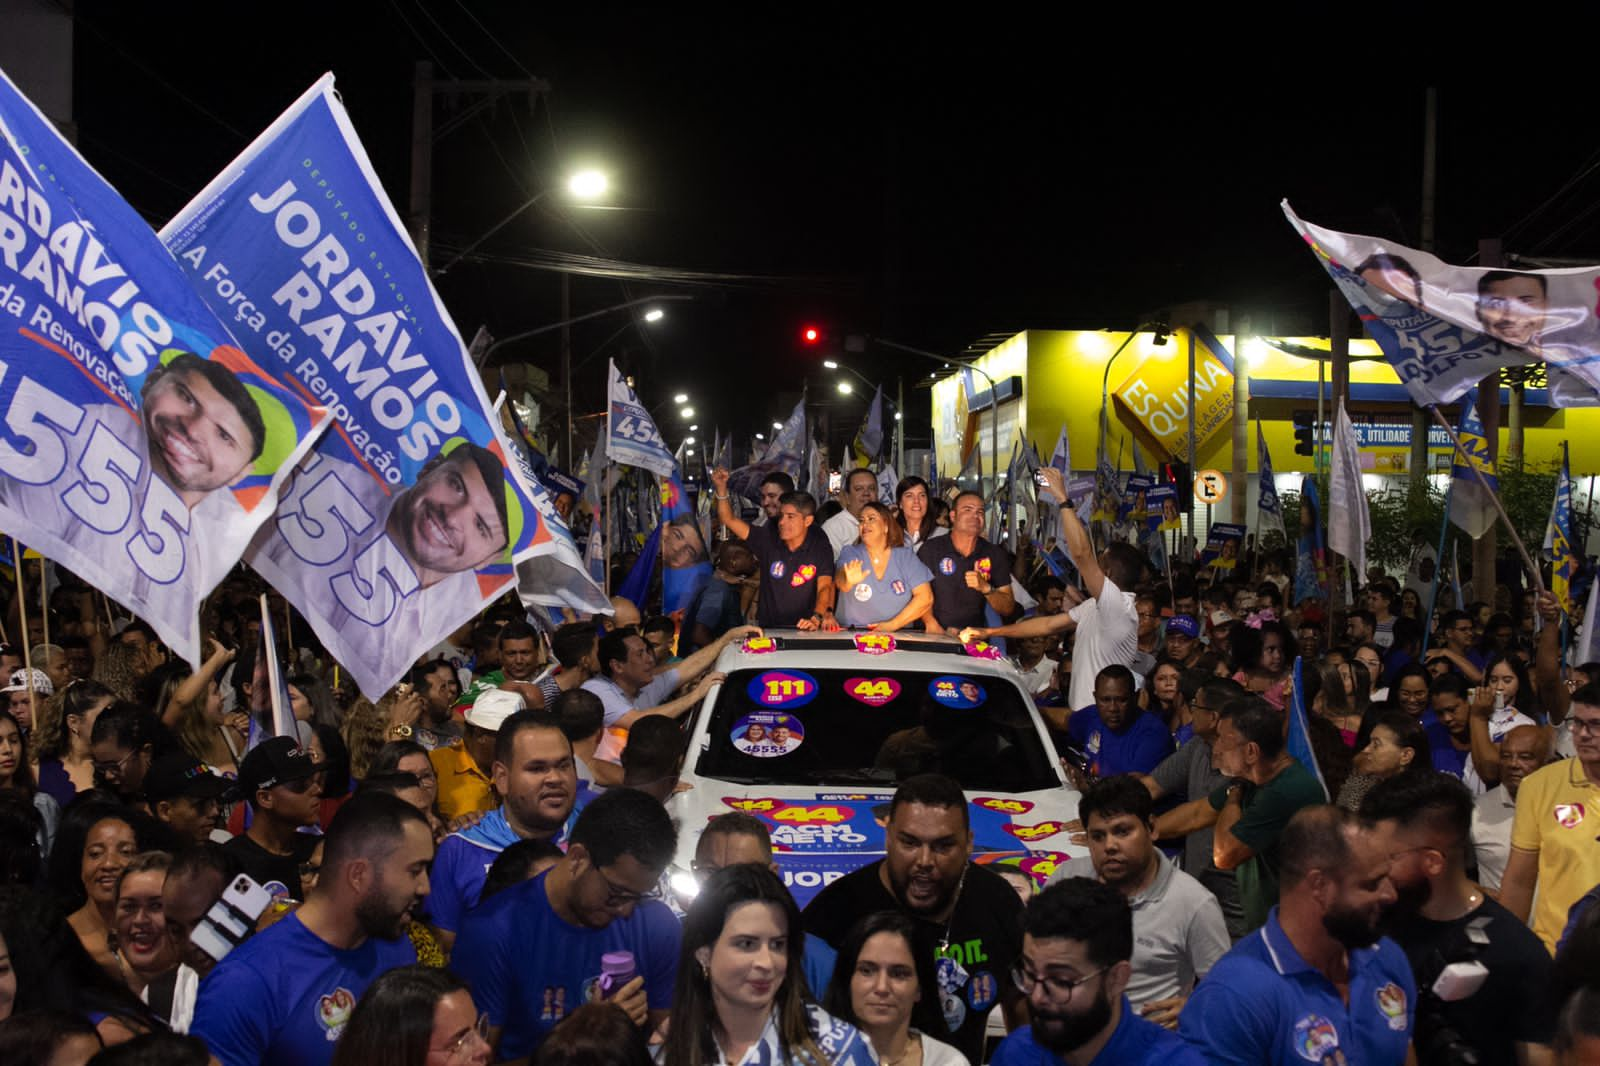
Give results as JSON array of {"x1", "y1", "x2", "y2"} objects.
[
  {"x1": 891, "y1": 579, "x2": 906, "y2": 595},
  {"x1": 1555, "y1": 803, "x2": 1587, "y2": 829},
  {"x1": 262, "y1": 879, "x2": 292, "y2": 901},
  {"x1": 540, "y1": 986, "x2": 568, "y2": 1022},
  {"x1": 938, "y1": 556, "x2": 956, "y2": 575},
  {"x1": 1293, "y1": 1014, "x2": 1341, "y2": 1061},
  {"x1": 852, "y1": 582, "x2": 873, "y2": 602},
  {"x1": 771, "y1": 561, "x2": 786, "y2": 578},
  {"x1": 317, "y1": 987, "x2": 357, "y2": 1041},
  {"x1": 1375, "y1": 982, "x2": 1408, "y2": 1031},
  {"x1": 791, "y1": 564, "x2": 818, "y2": 587},
  {"x1": 975, "y1": 557, "x2": 992, "y2": 579},
  {"x1": 1086, "y1": 730, "x2": 1102, "y2": 754},
  {"x1": 966, "y1": 969, "x2": 998, "y2": 1010}
]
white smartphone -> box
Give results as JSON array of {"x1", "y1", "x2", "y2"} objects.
[{"x1": 190, "y1": 873, "x2": 273, "y2": 963}]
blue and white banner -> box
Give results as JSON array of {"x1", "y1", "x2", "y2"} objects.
[
  {"x1": 1328, "y1": 401, "x2": 1371, "y2": 578},
  {"x1": 1257, "y1": 419, "x2": 1285, "y2": 538},
  {"x1": 0, "y1": 67, "x2": 328, "y2": 665},
  {"x1": 1448, "y1": 397, "x2": 1497, "y2": 540},
  {"x1": 659, "y1": 467, "x2": 710, "y2": 614},
  {"x1": 162, "y1": 75, "x2": 556, "y2": 697},
  {"x1": 606, "y1": 358, "x2": 675, "y2": 478},
  {"x1": 1284, "y1": 201, "x2": 1600, "y2": 406},
  {"x1": 1548, "y1": 444, "x2": 1577, "y2": 615}
]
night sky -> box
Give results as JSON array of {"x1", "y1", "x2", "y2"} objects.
[{"x1": 60, "y1": 6, "x2": 1600, "y2": 462}]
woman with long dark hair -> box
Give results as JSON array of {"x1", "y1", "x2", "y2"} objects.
[
  {"x1": 824, "y1": 911, "x2": 964, "y2": 1066},
  {"x1": 0, "y1": 708, "x2": 59, "y2": 859},
  {"x1": 34, "y1": 681, "x2": 115, "y2": 806},
  {"x1": 662, "y1": 865, "x2": 874, "y2": 1066},
  {"x1": 331, "y1": 965, "x2": 490, "y2": 1066},
  {"x1": 895, "y1": 477, "x2": 944, "y2": 553}
]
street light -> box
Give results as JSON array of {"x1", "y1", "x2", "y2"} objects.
[
  {"x1": 773, "y1": 422, "x2": 783, "y2": 430},
  {"x1": 567, "y1": 170, "x2": 608, "y2": 198},
  {"x1": 823, "y1": 360, "x2": 839, "y2": 369},
  {"x1": 681, "y1": 407, "x2": 695, "y2": 419},
  {"x1": 644, "y1": 308, "x2": 666, "y2": 323},
  {"x1": 837, "y1": 381, "x2": 853, "y2": 395},
  {"x1": 674, "y1": 393, "x2": 689, "y2": 404},
  {"x1": 435, "y1": 170, "x2": 610, "y2": 276},
  {"x1": 689, "y1": 424, "x2": 699, "y2": 431}
]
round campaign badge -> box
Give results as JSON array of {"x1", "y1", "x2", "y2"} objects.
[
  {"x1": 938, "y1": 556, "x2": 956, "y2": 575},
  {"x1": 1292, "y1": 1014, "x2": 1341, "y2": 1062},
  {"x1": 853, "y1": 633, "x2": 896, "y2": 655},
  {"x1": 747, "y1": 670, "x2": 819, "y2": 708},
  {"x1": 731, "y1": 713, "x2": 806, "y2": 758},
  {"x1": 963, "y1": 640, "x2": 1003, "y2": 660},
  {"x1": 852, "y1": 582, "x2": 873, "y2": 603},
  {"x1": 845, "y1": 677, "x2": 902, "y2": 706},
  {"x1": 928, "y1": 675, "x2": 986, "y2": 709}
]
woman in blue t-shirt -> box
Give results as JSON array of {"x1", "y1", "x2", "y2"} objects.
[
  {"x1": 834, "y1": 503, "x2": 934, "y2": 632},
  {"x1": 662, "y1": 865, "x2": 874, "y2": 1066}
]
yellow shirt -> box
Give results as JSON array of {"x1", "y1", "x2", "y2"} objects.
[
  {"x1": 1509, "y1": 756, "x2": 1600, "y2": 952},
  {"x1": 429, "y1": 741, "x2": 495, "y2": 821}
]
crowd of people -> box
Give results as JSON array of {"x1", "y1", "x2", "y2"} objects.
[{"x1": 0, "y1": 457, "x2": 1597, "y2": 1066}]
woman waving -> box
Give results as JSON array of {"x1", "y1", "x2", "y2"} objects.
[{"x1": 834, "y1": 503, "x2": 934, "y2": 632}]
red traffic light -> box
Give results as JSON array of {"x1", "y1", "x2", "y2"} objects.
[{"x1": 801, "y1": 326, "x2": 821, "y2": 344}]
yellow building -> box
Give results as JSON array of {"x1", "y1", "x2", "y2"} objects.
[{"x1": 931, "y1": 329, "x2": 1595, "y2": 493}]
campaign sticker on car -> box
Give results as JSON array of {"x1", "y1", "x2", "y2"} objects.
[
  {"x1": 741, "y1": 636, "x2": 778, "y2": 654},
  {"x1": 963, "y1": 640, "x2": 1003, "y2": 660},
  {"x1": 731, "y1": 712, "x2": 806, "y2": 758},
  {"x1": 928, "y1": 675, "x2": 986, "y2": 708},
  {"x1": 845, "y1": 677, "x2": 902, "y2": 706},
  {"x1": 748, "y1": 670, "x2": 819, "y2": 708},
  {"x1": 973, "y1": 796, "x2": 1035, "y2": 816},
  {"x1": 853, "y1": 633, "x2": 896, "y2": 655},
  {"x1": 1004, "y1": 821, "x2": 1065, "y2": 842}
]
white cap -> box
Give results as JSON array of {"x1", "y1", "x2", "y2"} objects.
[
  {"x1": 465, "y1": 688, "x2": 525, "y2": 731},
  {"x1": 0, "y1": 667, "x2": 52, "y2": 696}
]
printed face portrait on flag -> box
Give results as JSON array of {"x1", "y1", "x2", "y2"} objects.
[
  {"x1": 0, "y1": 68, "x2": 328, "y2": 666},
  {"x1": 161, "y1": 75, "x2": 551, "y2": 697}
]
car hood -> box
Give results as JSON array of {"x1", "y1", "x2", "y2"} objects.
[{"x1": 668, "y1": 781, "x2": 1086, "y2": 906}]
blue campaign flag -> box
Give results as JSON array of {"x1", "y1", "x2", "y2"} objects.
[
  {"x1": 1294, "y1": 476, "x2": 1328, "y2": 604},
  {"x1": 1548, "y1": 444, "x2": 1577, "y2": 615},
  {"x1": 0, "y1": 67, "x2": 330, "y2": 667},
  {"x1": 618, "y1": 523, "x2": 661, "y2": 611},
  {"x1": 162, "y1": 75, "x2": 555, "y2": 697},
  {"x1": 659, "y1": 466, "x2": 711, "y2": 615},
  {"x1": 606, "y1": 359, "x2": 676, "y2": 478},
  {"x1": 1286, "y1": 657, "x2": 1329, "y2": 801},
  {"x1": 1448, "y1": 395, "x2": 1498, "y2": 540},
  {"x1": 1257, "y1": 419, "x2": 1285, "y2": 538}
]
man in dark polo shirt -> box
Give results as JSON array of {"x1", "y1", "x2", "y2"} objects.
[
  {"x1": 712, "y1": 467, "x2": 836, "y2": 629},
  {"x1": 919, "y1": 490, "x2": 1012, "y2": 633},
  {"x1": 222, "y1": 736, "x2": 326, "y2": 901}
]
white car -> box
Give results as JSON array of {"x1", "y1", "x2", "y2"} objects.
[{"x1": 665, "y1": 629, "x2": 1087, "y2": 910}]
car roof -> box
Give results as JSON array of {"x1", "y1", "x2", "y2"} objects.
[{"x1": 712, "y1": 629, "x2": 1024, "y2": 680}]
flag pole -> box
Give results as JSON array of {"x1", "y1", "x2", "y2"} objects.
[
  {"x1": 1427, "y1": 406, "x2": 1545, "y2": 595},
  {"x1": 11, "y1": 537, "x2": 31, "y2": 684},
  {"x1": 1421, "y1": 479, "x2": 1454, "y2": 649},
  {"x1": 38, "y1": 553, "x2": 48, "y2": 653}
]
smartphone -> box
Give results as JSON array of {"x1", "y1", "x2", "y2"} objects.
[
  {"x1": 191, "y1": 873, "x2": 273, "y2": 964},
  {"x1": 828, "y1": 471, "x2": 843, "y2": 493},
  {"x1": 1034, "y1": 470, "x2": 1051, "y2": 487}
]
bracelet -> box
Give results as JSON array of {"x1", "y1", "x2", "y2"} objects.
[{"x1": 715, "y1": 492, "x2": 730, "y2": 500}]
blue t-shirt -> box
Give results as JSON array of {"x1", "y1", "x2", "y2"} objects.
[
  {"x1": 834, "y1": 545, "x2": 934, "y2": 628},
  {"x1": 452, "y1": 869, "x2": 681, "y2": 1060},
  {"x1": 992, "y1": 1002, "x2": 1205, "y2": 1066},
  {"x1": 1068, "y1": 705, "x2": 1174, "y2": 778},
  {"x1": 1421, "y1": 710, "x2": 1467, "y2": 777},
  {"x1": 1180, "y1": 907, "x2": 1416, "y2": 1066},
  {"x1": 190, "y1": 912, "x2": 418, "y2": 1066},
  {"x1": 428, "y1": 805, "x2": 581, "y2": 933}
]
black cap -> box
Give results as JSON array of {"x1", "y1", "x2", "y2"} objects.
[
  {"x1": 144, "y1": 752, "x2": 233, "y2": 803},
  {"x1": 231, "y1": 736, "x2": 326, "y2": 799}
]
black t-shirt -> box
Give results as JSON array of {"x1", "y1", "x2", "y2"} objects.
[
  {"x1": 918, "y1": 536, "x2": 1012, "y2": 630},
  {"x1": 223, "y1": 831, "x2": 318, "y2": 901},
  {"x1": 803, "y1": 860, "x2": 1023, "y2": 1063},
  {"x1": 1389, "y1": 896, "x2": 1556, "y2": 1064},
  {"x1": 748, "y1": 522, "x2": 835, "y2": 628}
]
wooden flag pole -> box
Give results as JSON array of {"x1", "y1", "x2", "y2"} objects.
[
  {"x1": 11, "y1": 537, "x2": 31, "y2": 683},
  {"x1": 39, "y1": 556, "x2": 48, "y2": 652},
  {"x1": 1428, "y1": 406, "x2": 1545, "y2": 595}
]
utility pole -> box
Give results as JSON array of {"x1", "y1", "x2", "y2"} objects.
[
  {"x1": 1411, "y1": 87, "x2": 1438, "y2": 486},
  {"x1": 1232, "y1": 316, "x2": 1249, "y2": 526}
]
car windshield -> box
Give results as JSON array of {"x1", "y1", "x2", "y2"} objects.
[{"x1": 696, "y1": 665, "x2": 1059, "y2": 791}]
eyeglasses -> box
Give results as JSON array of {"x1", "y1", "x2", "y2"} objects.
[
  {"x1": 433, "y1": 1012, "x2": 491, "y2": 1059},
  {"x1": 1570, "y1": 717, "x2": 1600, "y2": 737},
  {"x1": 597, "y1": 868, "x2": 664, "y2": 907},
  {"x1": 93, "y1": 749, "x2": 137, "y2": 778},
  {"x1": 1010, "y1": 963, "x2": 1105, "y2": 1001}
]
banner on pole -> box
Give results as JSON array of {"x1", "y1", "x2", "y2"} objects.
[
  {"x1": 0, "y1": 67, "x2": 329, "y2": 666},
  {"x1": 162, "y1": 75, "x2": 554, "y2": 697},
  {"x1": 1448, "y1": 397, "x2": 1499, "y2": 540}
]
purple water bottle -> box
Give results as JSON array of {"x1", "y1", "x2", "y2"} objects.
[{"x1": 597, "y1": 951, "x2": 637, "y2": 998}]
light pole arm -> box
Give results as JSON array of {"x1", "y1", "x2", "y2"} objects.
[
  {"x1": 1098, "y1": 321, "x2": 1168, "y2": 470},
  {"x1": 479, "y1": 294, "x2": 694, "y2": 366},
  {"x1": 433, "y1": 188, "x2": 554, "y2": 276}
]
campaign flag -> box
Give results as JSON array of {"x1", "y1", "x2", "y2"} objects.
[
  {"x1": 257, "y1": 594, "x2": 296, "y2": 741},
  {"x1": 1146, "y1": 484, "x2": 1180, "y2": 532},
  {"x1": 730, "y1": 397, "x2": 805, "y2": 501},
  {"x1": 162, "y1": 75, "x2": 554, "y2": 697},
  {"x1": 1327, "y1": 400, "x2": 1371, "y2": 579},
  {"x1": 0, "y1": 67, "x2": 329, "y2": 667},
  {"x1": 877, "y1": 464, "x2": 898, "y2": 507},
  {"x1": 1282, "y1": 202, "x2": 1588, "y2": 406},
  {"x1": 852, "y1": 384, "x2": 884, "y2": 468},
  {"x1": 617, "y1": 522, "x2": 660, "y2": 612},
  {"x1": 601, "y1": 359, "x2": 675, "y2": 478},
  {"x1": 1448, "y1": 398, "x2": 1498, "y2": 540},
  {"x1": 1049, "y1": 426, "x2": 1071, "y2": 476},
  {"x1": 1199, "y1": 523, "x2": 1247, "y2": 571},
  {"x1": 1547, "y1": 444, "x2": 1578, "y2": 615},
  {"x1": 1295, "y1": 476, "x2": 1328, "y2": 604},
  {"x1": 712, "y1": 429, "x2": 732, "y2": 474},
  {"x1": 956, "y1": 441, "x2": 982, "y2": 492},
  {"x1": 1577, "y1": 561, "x2": 1600, "y2": 665},
  {"x1": 658, "y1": 467, "x2": 711, "y2": 614},
  {"x1": 1257, "y1": 421, "x2": 1285, "y2": 538},
  {"x1": 501, "y1": 420, "x2": 609, "y2": 617},
  {"x1": 1092, "y1": 456, "x2": 1121, "y2": 522},
  {"x1": 1286, "y1": 657, "x2": 1329, "y2": 800}
]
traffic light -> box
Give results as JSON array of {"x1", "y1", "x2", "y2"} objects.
[
  {"x1": 1293, "y1": 411, "x2": 1315, "y2": 456},
  {"x1": 801, "y1": 325, "x2": 821, "y2": 345},
  {"x1": 1162, "y1": 460, "x2": 1192, "y2": 510}
]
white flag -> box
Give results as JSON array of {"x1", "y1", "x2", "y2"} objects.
[
  {"x1": 1327, "y1": 400, "x2": 1371, "y2": 578},
  {"x1": 606, "y1": 360, "x2": 677, "y2": 477}
]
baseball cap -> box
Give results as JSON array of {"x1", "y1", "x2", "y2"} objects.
[
  {"x1": 231, "y1": 736, "x2": 325, "y2": 799},
  {"x1": 465, "y1": 688, "x2": 525, "y2": 731},
  {"x1": 1165, "y1": 615, "x2": 1201, "y2": 639},
  {"x1": 1209, "y1": 609, "x2": 1236, "y2": 628},
  {"x1": 145, "y1": 752, "x2": 233, "y2": 803},
  {"x1": 0, "y1": 667, "x2": 53, "y2": 696}
]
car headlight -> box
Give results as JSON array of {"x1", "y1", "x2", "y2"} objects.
[{"x1": 669, "y1": 867, "x2": 700, "y2": 911}]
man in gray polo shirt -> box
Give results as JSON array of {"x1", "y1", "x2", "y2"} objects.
[
  {"x1": 580, "y1": 624, "x2": 758, "y2": 728},
  {"x1": 1050, "y1": 775, "x2": 1229, "y2": 1031},
  {"x1": 1146, "y1": 675, "x2": 1247, "y2": 937}
]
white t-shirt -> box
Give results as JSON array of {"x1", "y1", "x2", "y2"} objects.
[
  {"x1": 1462, "y1": 707, "x2": 1537, "y2": 795},
  {"x1": 1014, "y1": 656, "x2": 1058, "y2": 696},
  {"x1": 1470, "y1": 784, "x2": 1516, "y2": 893},
  {"x1": 822, "y1": 508, "x2": 861, "y2": 561},
  {"x1": 1065, "y1": 575, "x2": 1139, "y2": 711}
]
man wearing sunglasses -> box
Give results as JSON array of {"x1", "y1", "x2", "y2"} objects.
[
  {"x1": 453, "y1": 787, "x2": 680, "y2": 1061},
  {"x1": 221, "y1": 736, "x2": 326, "y2": 902},
  {"x1": 992, "y1": 877, "x2": 1204, "y2": 1066}
]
